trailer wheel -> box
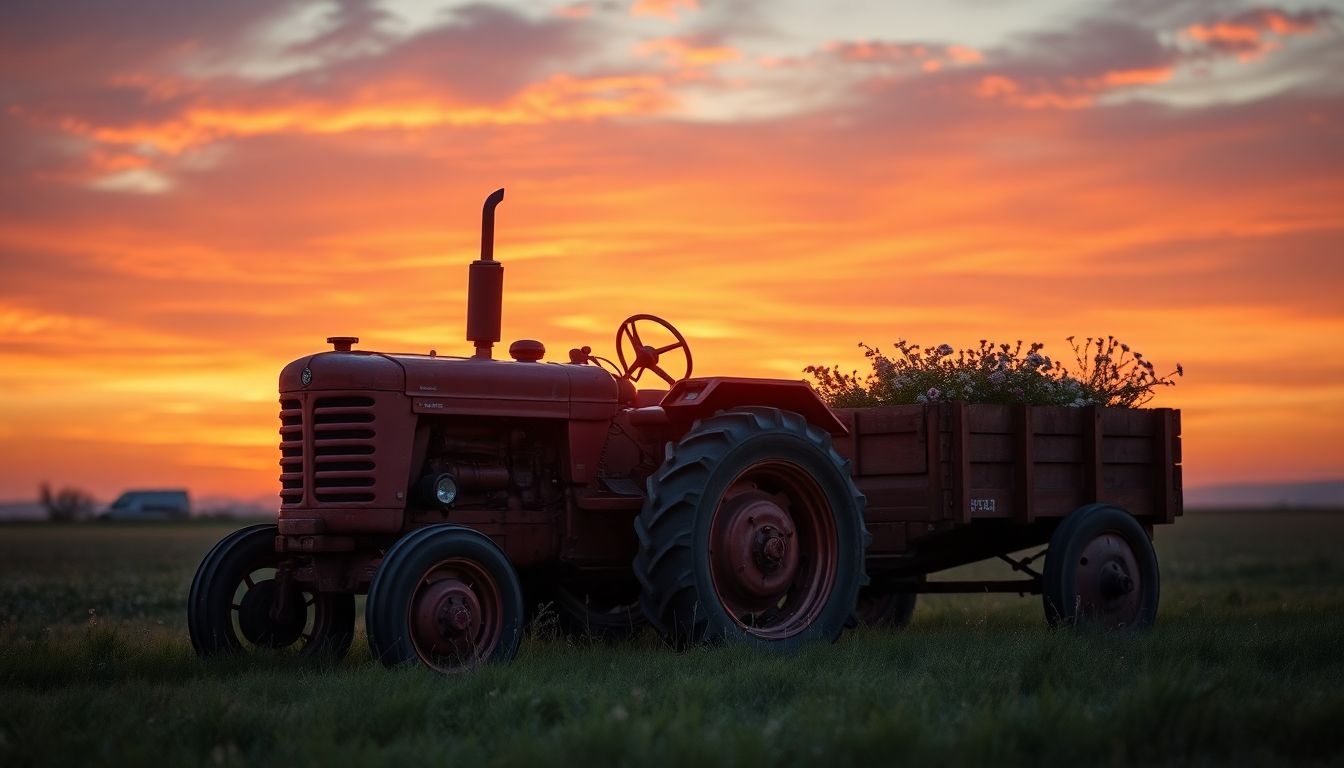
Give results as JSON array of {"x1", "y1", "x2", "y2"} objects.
[
  {"x1": 854, "y1": 579, "x2": 921, "y2": 629},
  {"x1": 188, "y1": 524, "x2": 355, "y2": 659},
  {"x1": 1043, "y1": 504, "x2": 1159, "y2": 629},
  {"x1": 365, "y1": 525, "x2": 524, "y2": 672},
  {"x1": 634, "y1": 407, "x2": 868, "y2": 650}
]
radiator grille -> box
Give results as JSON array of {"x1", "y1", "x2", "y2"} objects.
[
  {"x1": 278, "y1": 394, "x2": 378, "y2": 506},
  {"x1": 278, "y1": 398, "x2": 303, "y2": 506}
]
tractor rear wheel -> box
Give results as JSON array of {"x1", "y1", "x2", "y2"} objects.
[
  {"x1": 1043, "y1": 504, "x2": 1160, "y2": 629},
  {"x1": 188, "y1": 524, "x2": 355, "y2": 659},
  {"x1": 634, "y1": 407, "x2": 868, "y2": 650},
  {"x1": 365, "y1": 525, "x2": 524, "y2": 672}
]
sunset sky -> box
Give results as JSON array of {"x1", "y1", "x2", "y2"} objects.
[{"x1": 1, "y1": 0, "x2": 1342, "y2": 504}]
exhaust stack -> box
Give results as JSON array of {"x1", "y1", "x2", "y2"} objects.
[{"x1": 467, "y1": 188, "x2": 505, "y2": 359}]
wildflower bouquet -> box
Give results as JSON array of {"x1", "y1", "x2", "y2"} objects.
[{"x1": 805, "y1": 336, "x2": 1181, "y2": 409}]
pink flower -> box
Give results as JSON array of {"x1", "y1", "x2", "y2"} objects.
[{"x1": 927, "y1": 387, "x2": 941, "y2": 399}]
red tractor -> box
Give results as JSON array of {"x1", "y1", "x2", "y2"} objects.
[{"x1": 189, "y1": 189, "x2": 1182, "y2": 672}]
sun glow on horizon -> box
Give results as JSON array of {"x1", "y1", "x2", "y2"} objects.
[{"x1": 1, "y1": 0, "x2": 1342, "y2": 502}]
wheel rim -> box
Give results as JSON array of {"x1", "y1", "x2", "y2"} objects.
[
  {"x1": 228, "y1": 566, "x2": 320, "y2": 652},
  {"x1": 1075, "y1": 532, "x2": 1142, "y2": 628},
  {"x1": 708, "y1": 461, "x2": 837, "y2": 639},
  {"x1": 407, "y1": 557, "x2": 504, "y2": 672}
]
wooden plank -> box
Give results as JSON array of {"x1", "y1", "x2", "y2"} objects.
[
  {"x1": 1084, "y1": 405, "x2": 1103, "y2": 502},
  {"x1": 926, "y1": 404, "x2": 943, "y2": 520},
  {"x1": 1154, "y1": 409, "x2": 1177, "y2": 523},
  {"x1": 967, "y1": 404, "x2": 1013, "y2": 433},
  {"x1": 1100, "y1": 436, "x2": 1155, "y2": 464},
  {"x1": 1031, "y1": 406, "x2": 1086, "y2": 435},
  {"x1": 857, "y1": 433, "x2": 928, "y2": 475},
  {"x1": 968, "y1": 433, "x2": 1014, "y2": 463},
  {"x1": 951, "y1": 401, "x2": 971, "y2": 524},
  {"x1": 1030, "y1": 488, "x2": 1091, "y2": 518},
  {"x1": 835, "y1": 410, "x2": 857, "y2": 468},
  {"x1": 1100, "y1": 408, "x2": 1160, "y2": 436},
  {"x1": 1015, "y1": 404, "x2": 1034, "y2": 524},
  {"x1": 1102, "y1": 463, "x2": 1154, "y2": 495},
  {"x1": 970, "y1": 461, "x2": 1012, "y2": 488},
  {"x1": 1033, "y1": 434, "x2": 1084, "y2": 463},
  {"x1": 857, "y1": 409, "x2": 922, "y2": 434}
]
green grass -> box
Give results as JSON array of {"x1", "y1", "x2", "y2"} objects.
[{"x1": 2, "y1": 512, "x2": 1343, "y2": 766}]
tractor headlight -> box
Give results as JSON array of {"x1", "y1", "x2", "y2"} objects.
[{"x1": 433, "y1": 473, "x2": 458, "y2": 506}]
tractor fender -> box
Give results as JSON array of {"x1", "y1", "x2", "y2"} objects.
[{"x1": 653, "y1": 377, "x2": 848, "y2": 437}]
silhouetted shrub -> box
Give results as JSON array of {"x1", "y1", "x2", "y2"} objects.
[{"x1": 39, "y1": 483, "x2": 96, "y2": 522}]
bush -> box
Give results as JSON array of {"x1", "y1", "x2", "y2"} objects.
[
  {"x1": 39, "y1": 482, "x2": 96, "y2": 522},
  {"x1": 805, "y1": 336, "x2": 1181, "y2": 409}
]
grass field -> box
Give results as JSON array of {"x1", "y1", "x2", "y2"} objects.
[{"x1": 2, "y1": 511, "x2": 1342, "y2": 766}]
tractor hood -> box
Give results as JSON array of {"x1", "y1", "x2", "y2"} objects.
[
  {"x1": 398, "y1": 354, "x2": 618, "y2": 420},
  {"x1": 279, "y1": 351, "x2": 405, "y2": 392},
  {"x1": 280, "y1": 351, "x2": 619, "y2": 420}
]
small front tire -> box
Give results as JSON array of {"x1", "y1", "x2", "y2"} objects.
[
  {"x1": 366, "y1": 525, "x2": 525, "y2": 672},
  {"x1": 188, "y1": 524, "x2": 355, "y2": 659}
]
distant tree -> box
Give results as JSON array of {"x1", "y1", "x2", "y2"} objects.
[{"x1": 39, "y1": 482, "x2": 96, "y2": 522}]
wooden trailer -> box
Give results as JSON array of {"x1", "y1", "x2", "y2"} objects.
[{"x1": 834, "y1": 402, "x2": 1182, "y2": 629}]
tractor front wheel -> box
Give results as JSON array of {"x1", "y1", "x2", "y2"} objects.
[
  {"x1": 365, "y1": 525, "x2": 525, "y2": 672},
  {"x1": 634, "y1": 407, "x2": 868, "y2": 650},
  {"x1": 188, "y1": 524, "x2": 355, "y2": 659}
]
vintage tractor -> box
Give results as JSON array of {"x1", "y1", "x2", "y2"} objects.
[{"x1": 189, "y1": 189, "x2": 1182, "y2": 672}]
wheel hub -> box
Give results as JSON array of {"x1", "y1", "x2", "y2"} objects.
[
  {"x1": 1099, "y1": 561, "x2": 1135, "y2": 599},
  {"x1": 711, "y1": 490, "x2": 800, "y2": 611},
  {"x1": 414, "y1": 578, "x2": 481, "y2": 654},
  {"x1": 1076, "y1": 533, "x2": 1142, "y2": 628},
  {"x1": 237, "y1": 578, "x2": 305, "y2": 649}
]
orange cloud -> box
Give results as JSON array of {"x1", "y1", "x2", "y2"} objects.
[
  {"x1": 1184, "y1": 7, "x2": 1333, "y2": 61},
  {"x1": 631, "y1": 0, "x2": 698, "y2": 21},
  {"x1": 823, "y1": 40, "x2": 984, "y2": 72},
  {"x1": 972, "y1": 65, "x2": 1173, "y2": 110},
  {"x1": 636, "y1": 37, "x2": 742, "y2": 68},
  {"x1": 1092, "y1": 66, "x2": 1174, "y2": 88},
  {"x1": 39, "y1": 73, "x2": 673, "y2": 156},
  {"x1": 554, "y1": 3, "x2": 593, "y2": 19}
]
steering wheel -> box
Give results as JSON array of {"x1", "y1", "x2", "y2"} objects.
[{"x1": 615, "y1": 314, "x2": 693, "y2": 385}]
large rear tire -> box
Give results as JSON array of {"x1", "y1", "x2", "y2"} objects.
[
  {"x1": 366, "y1": 525, "x2": 525, "y2": 672},
  {"x1": 188, "y1": 524, "x2": 355, "y2": 659},
  {"x1": 1043, "y1": 504, "x2": 1159, "y2": 629},
  {"x1": 634, "y1": 407, "x2": 868, "y2": 650}
]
